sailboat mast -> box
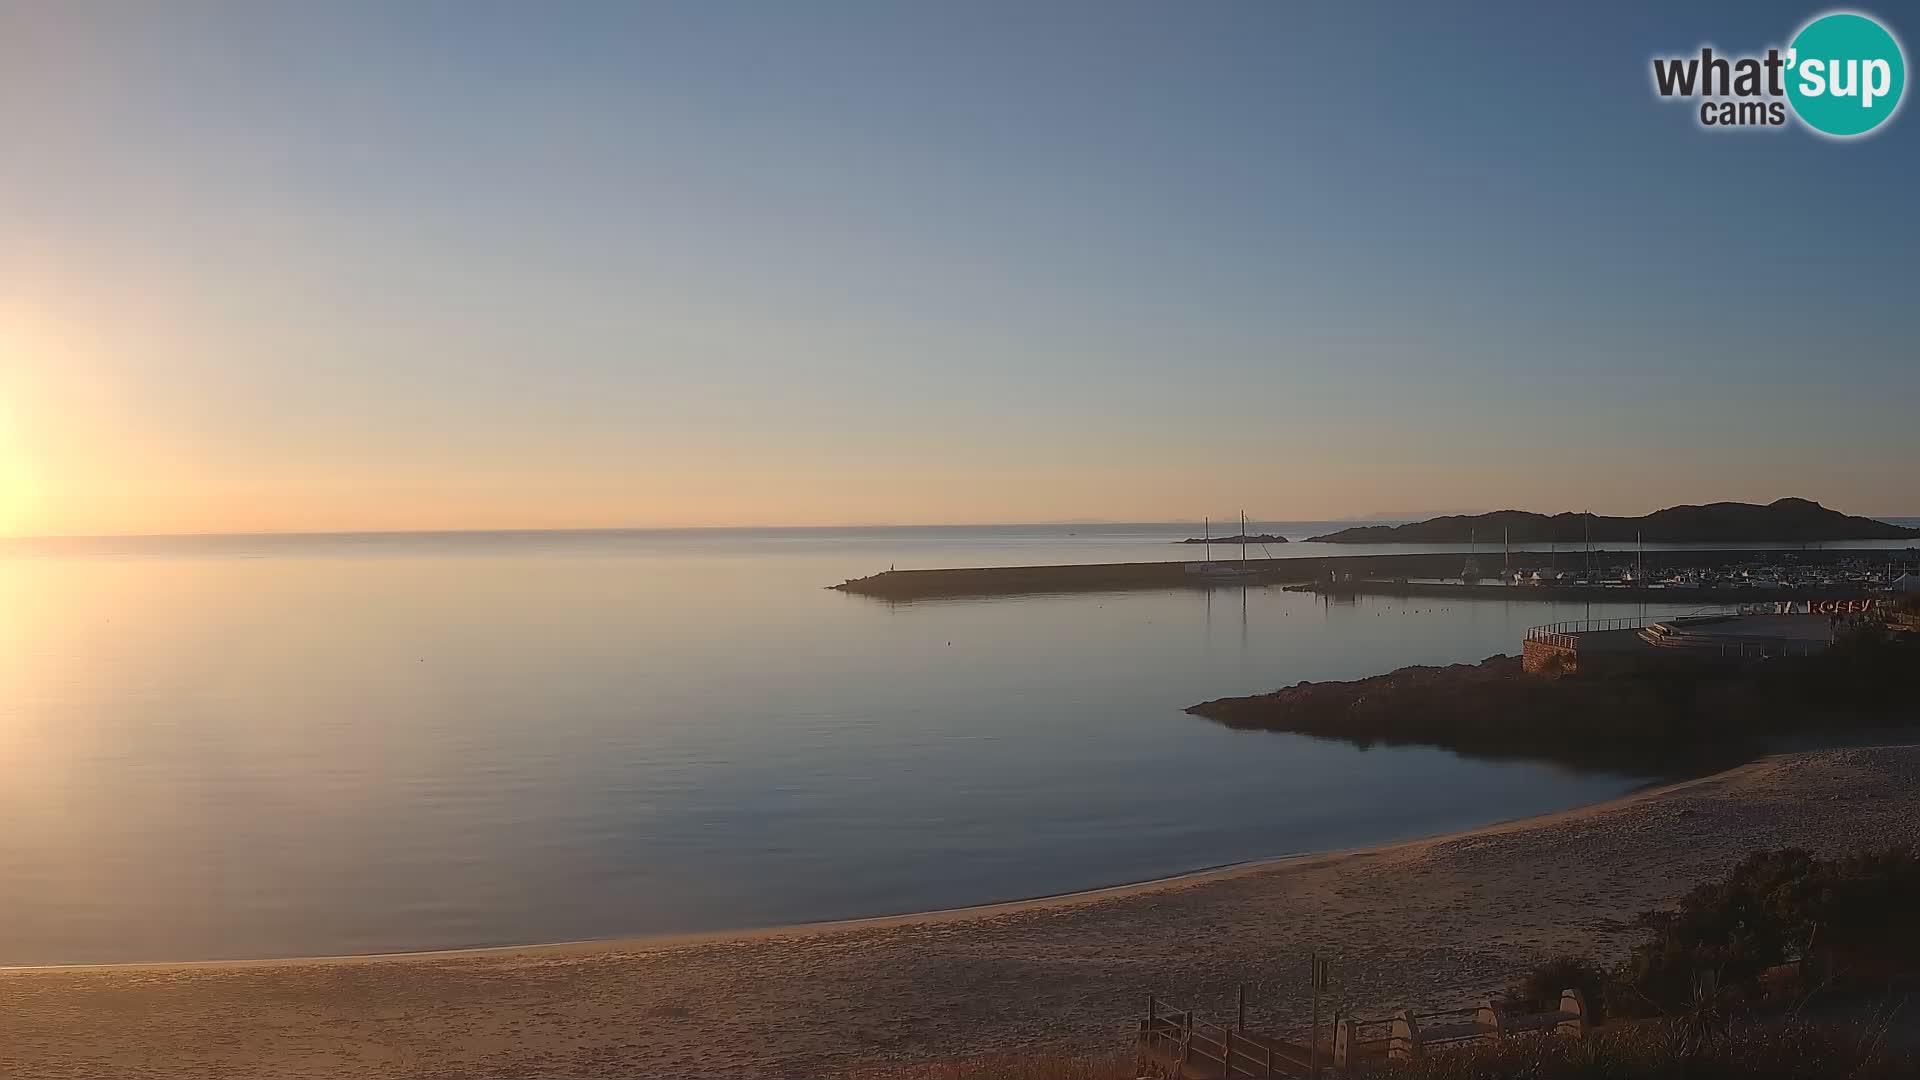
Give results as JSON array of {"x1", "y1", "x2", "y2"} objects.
[
  {"x1": 1205, "y1": 516, "x2": 1211, "y2": 565},
  {"x1": 1241, "y1": 511, "x2": 1248, "y2": 569}
]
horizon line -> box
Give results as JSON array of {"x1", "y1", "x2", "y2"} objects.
[
  {"x1": 0, "y1": 519, "x2": 1359, "y2": 544},
  {"x1": 5, "y1": 511, "x2": 1919, "y2": 546}
]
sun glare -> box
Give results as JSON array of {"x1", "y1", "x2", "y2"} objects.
[
  {"x1": 0, "y1": 381, "x2": 35, "y2": 537},
  {"x1": 0, "y1": 311, "x2": 47, "y2": 537},
  {"x1": 0, "y1": 422, "x2": 25, "y2": 537}
]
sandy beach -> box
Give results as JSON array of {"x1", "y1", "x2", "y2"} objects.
[{"x1": 4, "y1": 745, "x2": 1917, "y2": 1078}]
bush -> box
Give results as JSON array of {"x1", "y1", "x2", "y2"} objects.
[
  {"x1": 1506, "y1": 955, "x2": 1609, "y2": 1023},
  {"x1": 1587, "y1": 845, "x2": 1920, "y2": 1019},
  {"x1": 1382, "y1": 1019, "x2": 1916, "y2": 1079}
]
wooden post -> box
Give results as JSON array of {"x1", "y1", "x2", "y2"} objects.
[
  {"x1": 1182, "y1": 1009, "x2": 1193, "y2": 1071},
  {"x1": 1558, "y1": 989, "x2": 1589, "y2": 1038},
  {"x1": 1475, "y1": 997, "x2": 1506, "y2": 1039},
  {"x1": 1389, "y1": 1009, "x2": 1420, "y2": 1061},
  {"x1": 1238, "y1": 982, "x2": 1246, "y2": 1032},
  {"x1": 1310, "y1": 952, "x2": 1320, "y2": 1074},
  {"x1": 1309, "y1": 952, "x2": 1331, "y2": 1074},
  {"x1": 1334, "y1": 1017, "x2": 1354, "y2": 1073}
]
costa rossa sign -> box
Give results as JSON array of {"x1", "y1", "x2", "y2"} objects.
[{"x1": 1740, "y1": 599, "x2": 1881, "y2": 616}]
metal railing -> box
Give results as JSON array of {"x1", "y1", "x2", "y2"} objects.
[
  {"x1": 1527, "y1": 615, "x2": 1668, "y2": 638},
  {"x1": 1525, "y1": 609, "x2": 1743, "y2": 651}
]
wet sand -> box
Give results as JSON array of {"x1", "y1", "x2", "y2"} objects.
[{"x1": 4, "y1": 746, "x2": 1916, "y2": 1078}]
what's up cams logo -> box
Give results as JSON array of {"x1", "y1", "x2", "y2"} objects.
[{"x1": 1651, "y1": 10, "x2": 1906, "y2": 137}]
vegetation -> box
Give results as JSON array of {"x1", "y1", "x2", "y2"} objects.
[
  {"x1": 1188, "y1": 626, "x2": 1920, "y2": 774},
  {"x1": 855, "y1": 1023, "x2": 1920, "y2": 1080},
  {"x1": 1494, "y1": 845, "x2": 1920, "y2": 1030},
  {"x1": 1383, "y1": 1021, "x2": 1917, "y2": 1079},
  {"x1": 856, "y1": 849, "x2": 1920, "y2": 1080},
  {"x1": 1505, "y1": 955, "x2": 1610, "y2": 1022},
  {"x1": 1606, "y1": 845, "x2": 1920, "y2": 1018}
]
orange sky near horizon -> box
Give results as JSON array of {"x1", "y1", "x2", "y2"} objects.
[
  {"x1": 7, "y1": 4, "x2": 1916, "y2": 540},
  {"x1": 3, "y1": 311, "x2": 1910, "y2": 539},
  {"x1": 5, "y1": 298, "x2": 1916, "y2": 539}
]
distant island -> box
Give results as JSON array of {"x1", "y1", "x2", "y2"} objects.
[
  {"x1": 1305, "y1": 498, "x2": 1919, "y2": 544},
  {"x1": 1178, "y1": 533, "x2": 1288, "y2": 545}
]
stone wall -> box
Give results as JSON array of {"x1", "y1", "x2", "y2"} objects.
[{"x1": 1522, "y1": 637, "x2": 1578, "y2": 676}]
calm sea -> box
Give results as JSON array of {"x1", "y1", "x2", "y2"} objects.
[{"x1": 2, "y1": 522, "x2": 1913, "y2": 965}]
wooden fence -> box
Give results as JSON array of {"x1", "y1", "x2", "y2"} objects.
[
  {"x1": 1138, "y1": 997, "x2": 1316, "y2": 1078},
  {"x1": 1335, "y1": 990, "x2": 1589, "y2": 1068}
]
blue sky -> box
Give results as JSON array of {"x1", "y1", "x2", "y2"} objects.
[{"x1": 2, "y1": 1, "x2": 1914, "y2": 533}]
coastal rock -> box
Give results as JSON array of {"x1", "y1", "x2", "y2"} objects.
[{"x1": 1186, "y1": 631, "x2": 1920, "y2": 774}]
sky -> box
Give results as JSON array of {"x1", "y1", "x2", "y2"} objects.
[{"x1": 2, "y1": 1, "x2": 1916, "y2": 536}]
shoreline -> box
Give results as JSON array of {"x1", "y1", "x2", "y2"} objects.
[
  {"x1": 3, "y1": 758, "x2": 1756, "y2": 973},
  {"x1": 8, "y1": 745, "x2": 1917, "y2": 1078}
]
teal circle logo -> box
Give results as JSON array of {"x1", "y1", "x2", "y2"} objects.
[{"x1": 1786, "y1": 12, "x2": 1906, "y2": 137}]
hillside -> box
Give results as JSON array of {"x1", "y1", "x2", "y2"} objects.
[{"x1": 1306, "y1": 498, "x2": 1918, "y2": 544}]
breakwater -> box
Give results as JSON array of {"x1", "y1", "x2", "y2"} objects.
[{"x1": 831, "y1": 547, "x2": 1912, "y2": 601}]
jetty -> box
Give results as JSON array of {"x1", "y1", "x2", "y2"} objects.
[{"x1": 832, "y1": 547, "x2": 1914, "y2": 602}]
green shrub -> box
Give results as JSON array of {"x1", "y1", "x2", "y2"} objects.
[
  {"x1": 1382, "y1": 1019, "x2": 1915, "y2": 1079},
  {"x1": 1506, "y1": 955, "x2": 1609, "y2": 1023},
  {"x1": 1556, "y1": 845, "x2": 1920, "y2": 1020}
]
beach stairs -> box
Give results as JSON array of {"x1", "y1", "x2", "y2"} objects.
[
  {"x1": 1137, "y1": 1002, "x2": 1315, "y2": 1078},
  {"x1": 1334, "y1": 991, "x2": 1589, "y2": 1070},
  {"x1": 1637, "y1": 619, "x2": 1811, "y2": 658},
  {"x1": 1140, "y1": 990, "x2": 1588, "y2": 1077}
]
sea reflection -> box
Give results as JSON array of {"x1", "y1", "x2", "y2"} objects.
[{"x1": 0, "y1": 529, "x2": 1705, "y2": 964}]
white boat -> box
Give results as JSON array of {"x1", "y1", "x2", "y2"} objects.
[
  {"x1": 1185, "y1": 562, "x2": 1260, "y2": 581},
  {"x1": 1185, "y1": 512, "x2": 1262, "y2": 582}
]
